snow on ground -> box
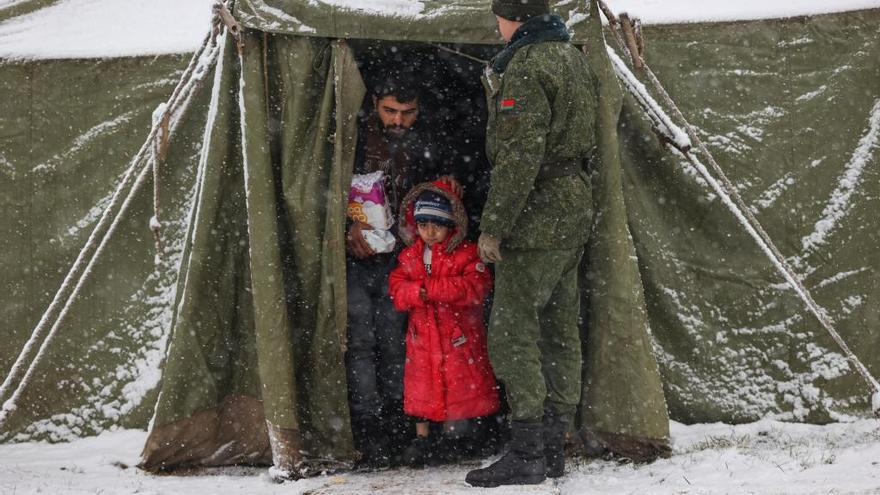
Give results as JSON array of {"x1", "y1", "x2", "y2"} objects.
[
  {"x1": 2, "y1": 0, "x2": 880, "y2": 59},
  {"x1": 1, "y1": 420, "x2": 878, "y2": 494}
]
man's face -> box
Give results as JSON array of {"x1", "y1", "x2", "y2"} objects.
[
  {"x1": 495, "y1": 15, "x2": 522, "y2": 43},
  {"x1": 374, "y1": 95, "x2": 419, "y2": 139}
]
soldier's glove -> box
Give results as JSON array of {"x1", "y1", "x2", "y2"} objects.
[{"x1": 477, "y1": 233, "x2": 502, "y2": 263}]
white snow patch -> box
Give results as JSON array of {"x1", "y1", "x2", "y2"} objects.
[
  {"x1": 0, "y1": 0, "x2": 214, "y2": 60},
  {"x1": 731, "y1": 315, "x2": 800, "y2": 337},
  {"x1": 31, "y1": 110, "x2": 138, "y2": 175},
  {"x1": 311, "y1": 0, "x2": 426, "y2": 17},
  {"x1": 132, "y1": 75, "x2": 181, "y2": 93},
  {"x1": 796, "y1": 85, "x2": 828, "y2": 102},
  {"x1": 0, "y1": 152, "x2": 13, "y2": 179},
  {"x1": 608, "y1": 0, "x2": 880, "y2": 25},
  {"x1": 801, "y1": 99, "x2": 880, "y2": 252},
  {"x1": 247, "y1": 2, "x2": 316, "y2": 33},
  {"x1": 752, "y1": 172, "x2": 795, "y2": 211},
  {"x1": 814, "y1": 267, "x2": 868, "y2": 289},
  {"x1": 64, "y1": 191, "x2": 114, "y2": 241},
  {"x1": 778, "y1": 35, "x2": 814, "y2": 48},
  {"x1": 701, "y1": 106, "x2": 784, "y2": 156},
  {"x1": 804, "y1": 344, "x2": 851, "y2": 381},
  {"x1": 728, "y1": 69, "x2": 775, "y2": 77},
  {"x1": 565, "y1": 12, "x2": 589, "y2": 29}
]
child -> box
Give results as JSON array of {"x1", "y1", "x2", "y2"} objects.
[{"x1": 388, "y1": 180, "x2": 499, "y2": 467}]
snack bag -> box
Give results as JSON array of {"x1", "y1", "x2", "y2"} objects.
[
  {"x1": 349, "y1": 171, "x2": 395, "y2": 253},
  {"x1": 349, "y1": 170, "x2": 393, "y2": 230}
]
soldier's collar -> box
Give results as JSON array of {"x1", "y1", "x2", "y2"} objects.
[{"x1": 490, "y1": 14, "x2": 570, "y2": 74}]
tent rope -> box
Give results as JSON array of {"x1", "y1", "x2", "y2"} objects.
[
  {"x1": 0, "y1": 28, "x2": 223, "y2": 429},
  {"x1": 599, "y1": 0, "x2": 880, "y2": 416},
  {"x1": 426, "y1": 43, "x2": 488, "y2": 65},
  {"x1": 151, "y1": 110, "x2": 171, "y2": 257}
]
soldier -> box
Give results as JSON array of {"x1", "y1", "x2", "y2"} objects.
[{"x1": 466, "y1": 0, "x2": 598, "y2": 487}]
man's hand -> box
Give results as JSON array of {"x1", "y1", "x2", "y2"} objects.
[
  {"x1": 346, "y1": 221, "x2": 376, "y2": 259},
  {"x1": 437, "y1": 175, "x2": 464, "y2": 198},
  {"x1": 477, "y1": 233, "x2": 502, "y2": 263}
]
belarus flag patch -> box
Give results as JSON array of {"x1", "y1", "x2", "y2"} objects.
[{"x1": 500, "y1": 98, "x2": 516, "y2": 111}]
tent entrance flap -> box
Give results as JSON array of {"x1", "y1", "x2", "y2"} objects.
[{"x1": 139, "y1": 33, "x2": 364, "y2": 474}]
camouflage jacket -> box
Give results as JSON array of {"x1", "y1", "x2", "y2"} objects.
[{"x1": 481, "y1": 37, "x2": 599, "y2": 250}]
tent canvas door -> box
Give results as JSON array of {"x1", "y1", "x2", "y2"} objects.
[{"x1": 138, "y1": 0, "x2": 669, "y2": 473}]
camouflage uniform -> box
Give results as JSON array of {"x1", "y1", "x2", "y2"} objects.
[{"x1": 481, "y1": 35, "x2": 598, "y2": 422}]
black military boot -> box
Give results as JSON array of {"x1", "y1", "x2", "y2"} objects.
[
  {"x1": 543, "y1": 410, "x2": 571, "y2": 478},
  {"x1": 351, "y1": 415, "x2": 391, "y2": 471},
  {"x1": 465, "y1": 421, "x2": 546, "y2": 487}
]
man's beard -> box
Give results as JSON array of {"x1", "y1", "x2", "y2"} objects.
[{"x1": 383, "y1": 124, "x2": 409, "y2": 140}]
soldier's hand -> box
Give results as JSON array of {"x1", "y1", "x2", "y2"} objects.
[
  {"x1": 346, "y1": 221, "x2": 376, "y2": 259},
  {"x1": 477, "y1": 233, "x2": 502, "y2": 263},
  {"x1": 437, "y1": 175, "x2": 464, "y2": 198}
]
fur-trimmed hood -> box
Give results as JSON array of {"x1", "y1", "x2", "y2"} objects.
[{"x1": 398, "y1": 180, "x2": 468, "y2": 253}]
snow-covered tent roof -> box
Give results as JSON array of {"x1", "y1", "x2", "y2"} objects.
[
  {"x1": 0, "y1": 0, "x2": 214, "y2": 59},
  {"x1": 1, "y1": 0, "x2": 880, "y2": 59}
]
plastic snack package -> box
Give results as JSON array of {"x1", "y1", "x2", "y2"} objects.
[
  {"x1": 349, "y1": 170, "x2": 396, "y2": 252},
  {"x1": 348, "y1": 170, "x2": 394, "y2": 230}
]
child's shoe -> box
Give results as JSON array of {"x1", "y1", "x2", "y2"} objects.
[{"x1": 400, "y1": 435, "x2": 433, "y2": 467}]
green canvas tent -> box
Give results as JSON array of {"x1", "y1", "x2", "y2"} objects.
[{"x1": 1, "y1": 0, "x2": 878, "y2": 479}]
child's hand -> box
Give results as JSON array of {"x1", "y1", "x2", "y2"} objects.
[{"x1": 419, "y1": 286, "x2": 427, "y2": 300}]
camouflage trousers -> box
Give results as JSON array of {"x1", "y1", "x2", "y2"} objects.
[{"x1": 488, "y1": 246, "x2": 584, "y2": 422}]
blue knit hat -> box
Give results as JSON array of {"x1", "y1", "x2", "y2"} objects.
[{"x1": 414, "y1": 191, "x2": 455, "y2": 227}]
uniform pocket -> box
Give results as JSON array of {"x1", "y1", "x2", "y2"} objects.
[{"x1": 497, "y1": 113, "x2": 517, "y2": 141}]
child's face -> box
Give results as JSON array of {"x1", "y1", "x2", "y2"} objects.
[{"x1": 417, "y1": 221, "x2": 451, "y2": 247}]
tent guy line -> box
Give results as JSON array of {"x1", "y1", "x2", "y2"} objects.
[{"x1": 597, "y1": 0, "x2": 880, "y2": 415}]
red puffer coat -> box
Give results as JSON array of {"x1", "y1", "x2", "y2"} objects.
[{"x1": 388, "y1": 181, "x2": 499, "y2": 422}]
